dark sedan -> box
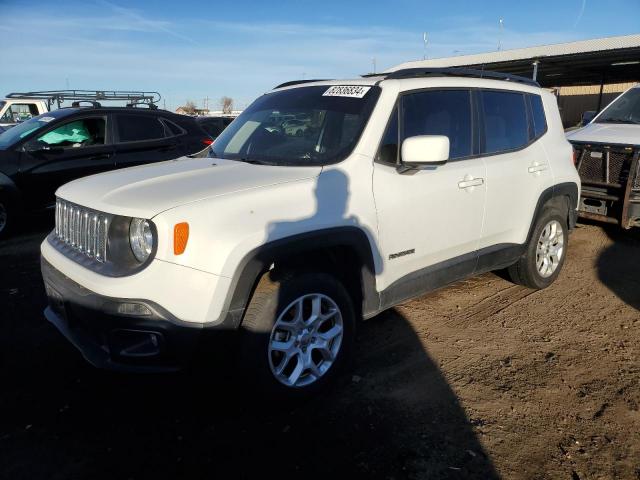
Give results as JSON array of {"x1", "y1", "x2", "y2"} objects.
[{"x1": 0, "y1": 106, "x2": 212, "y2": 237}]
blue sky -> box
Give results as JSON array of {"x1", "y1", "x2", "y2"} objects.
[{"x1": 1, "y1": 0, "x2": 639, "y2": 111}]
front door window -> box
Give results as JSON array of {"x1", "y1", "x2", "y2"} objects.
[{"x1": 36, "y1": 118, "x2": 106, "y2": 148}]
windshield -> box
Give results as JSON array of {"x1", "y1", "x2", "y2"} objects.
[
  {"x1": 210, "y1": 85, "x2": 380, "y2": 166},
  {"x1": 596, "y1": 87, "x2": 640, "y2": 125},
  {"x1": 0, "y1": 109, "x2": 73, "y2": 149}
]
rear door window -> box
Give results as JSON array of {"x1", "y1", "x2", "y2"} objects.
[
  {"x1": 480, "y1": 91, "x2": 528, "y2": 154},
  {"x1": 116, "y1": 114, "x2": 166, "y2": 142}
]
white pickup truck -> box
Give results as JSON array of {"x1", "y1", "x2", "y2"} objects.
[
  {"x1": 0, "y1": 97, "x2": 49, "y2": 128},
  {"x1": 566, "y1": 83, "x2": 640, "y2": 229}
]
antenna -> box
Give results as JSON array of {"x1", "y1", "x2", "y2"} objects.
[
  {"x1": 423, "y1": 32, "x2": 429, "y2": 60},
  {"x1": 497, "y1": 18, "x2": 504, "y2": 51}
]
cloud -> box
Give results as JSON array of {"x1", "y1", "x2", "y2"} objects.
[
  {"x1": 1, "y1": 3, "x2": 582, "y2": 110},
  {"x1": 573, "y1": 0, "x2": 587, "y2": 29},
  {"x1": 96, "y1": 0, "x2": 202, "y2": 45}
]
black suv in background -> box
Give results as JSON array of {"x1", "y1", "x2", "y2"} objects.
[
  {"x1": 196, "y1": 115, "x2": 236, "y2": 140},
  {"x1": 0, "y1": 106, "x2": 212, "y2": 236}
]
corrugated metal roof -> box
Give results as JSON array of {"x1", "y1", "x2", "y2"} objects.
[{"x1": 387, "y1": 34, "x2": 640, "y2": 72}]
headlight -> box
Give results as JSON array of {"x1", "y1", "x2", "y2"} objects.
[{"x1": 129, "y1": 218, "x2": 154, "y2": 263}]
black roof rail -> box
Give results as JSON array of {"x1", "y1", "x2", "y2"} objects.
[
  {"x1": 6, "y1": 90, "x2": 162, "y2": 109},
  {"x1": 374, "y1": 67, "x2": 540, "y2": 87},
  {"x1": 273, "y1": 79, "x2": 328, "y2": 89}
]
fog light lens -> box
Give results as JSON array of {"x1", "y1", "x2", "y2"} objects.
[{"x1": 116, "y1": 302, "x2": 152, "y2": 316}]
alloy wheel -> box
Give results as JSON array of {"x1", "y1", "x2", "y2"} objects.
[
  {"x1": 536, "y1": 220, "x2": 564, "y2": 278},
  {"x1": 268, "y1": 293, "x2": 344, "y2": 388}
]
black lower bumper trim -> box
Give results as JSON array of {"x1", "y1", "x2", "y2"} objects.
[{"x1": 41, "y1": 257, "x2": 207, "y2": 372}]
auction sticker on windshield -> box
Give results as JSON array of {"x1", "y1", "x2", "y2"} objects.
[{"x1": 323, "y1": 86, "x2": 371, "y2": 98}]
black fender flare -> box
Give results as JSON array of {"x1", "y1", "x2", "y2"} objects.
[
  {"x1": 216, "y1": 226, "x2": 380, "y2": 329},
  {"x1": 0, "y1": 172, "x2": 21, "y2": 205},
  {"x1": 526, "y1": 182, "x2": 579, "y2": 245}
]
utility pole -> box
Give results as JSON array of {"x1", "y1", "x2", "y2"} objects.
[
  {"x1": 371, "y1": 57, "x2": 376, "y2": 74},
  {"x1": 497, "y1": 18, "x2": 504, "y2": 51}
]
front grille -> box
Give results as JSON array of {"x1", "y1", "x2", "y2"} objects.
[
  {"x1": 55, "y1": 198, "x2": 110, "y2": 262},
  {"x1": 634, "y1": 160, "x2": 640, "y2": 190}
]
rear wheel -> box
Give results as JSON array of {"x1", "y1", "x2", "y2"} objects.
[
  {"x1": 240, "y1": 271, "x2": 355, "y2": 396},
  {"x1": 506, "y1": 208, "x2": 568, "y2": 289}
]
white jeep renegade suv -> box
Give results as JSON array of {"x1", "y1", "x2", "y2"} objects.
[{"x1": 41, "y1": 68, "x2": 580, "y2": 394}]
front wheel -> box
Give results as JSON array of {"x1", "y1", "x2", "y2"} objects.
[
  {"x1": 0, "y1": 198, "x2": 12, "y2": 239},
  {"x1": 506, "y1": 208, "x2": 568, "y2": 289},
  {"x1": 240, "y1": 272, "x2": 355, "y2": 396}
]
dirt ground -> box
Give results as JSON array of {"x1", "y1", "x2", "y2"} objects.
[{"x1": 1, "y1": 218, "x2": 639, "y2": 480}]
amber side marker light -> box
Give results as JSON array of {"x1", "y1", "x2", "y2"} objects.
[{"x1": 174, "y1": 222, "x2": 189, "y2": 255}]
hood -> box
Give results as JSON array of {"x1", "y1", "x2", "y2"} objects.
[
  {"x1": 56, "y1": 157, "x2": 322, "y2": 218},
  {"x1": 566, "y1": 122, "x2": 640, "y2": 146}
]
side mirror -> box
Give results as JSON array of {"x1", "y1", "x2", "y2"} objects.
[
  {"x1": 401, "y1": 135, "x2": 450, "y2": 167},
  {"x1": 581, "y1": 110, "x2": 596, "y2": 126}
]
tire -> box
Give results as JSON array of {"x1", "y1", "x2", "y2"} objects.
[
  {"x1": 0, "y1": 197, "x2": 12, "y2": 239},
  {"x1": 239, "y1": 271, "x2": 355, "y2": 397},
  {"x1": 506, "y1": 207, "x2": 568, "y2": 289}
]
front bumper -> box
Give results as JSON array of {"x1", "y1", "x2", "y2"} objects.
[{"x1": 42, "y1": 257, "x2": 208, "y2": 372}]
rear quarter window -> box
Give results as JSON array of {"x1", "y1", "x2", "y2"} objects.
[{"x1": 528, "y1": 94, "x2": 547, "y2": 139}]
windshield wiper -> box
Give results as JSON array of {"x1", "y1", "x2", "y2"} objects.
[{"x1": 234, "y1": 157, "x2": 275, "y2": 165}]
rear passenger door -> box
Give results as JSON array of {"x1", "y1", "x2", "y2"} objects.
[
  {"x1": 478, "y1": 90, "x2": 553, "y2": 253},
  {"x1": 113, "y1": 113, "x2": 182, "y2": 169}
]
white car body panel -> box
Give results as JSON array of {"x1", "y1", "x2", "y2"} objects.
[
  {"x1": 567, "y1": 122, "x2": 640, "y2": 146},
  {"x1": 56, "y1": 157, "x2": 322, "y2": 219}
]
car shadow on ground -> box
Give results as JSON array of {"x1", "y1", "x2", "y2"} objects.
[
  {"x1": 596, "y1": 225, "x2": 640, "y2": 311},
  {"x1": 1, "y1": 308, "x2": 499, "y2": 480},
  {"x1": 1, "y1": 174, "x2": 498, "y2": 479}
]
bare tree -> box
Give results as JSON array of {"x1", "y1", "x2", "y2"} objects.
[
  {"x1": 220, "y1": 96, "x2": 234, "y2": 114},
  {"x1": 183, "y1": 100, "x2": 197, "y2": 115}
]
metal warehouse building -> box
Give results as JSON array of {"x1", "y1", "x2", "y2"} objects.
[{"x1": 388, "y1": 34, "x2": 640, "y2": 128}]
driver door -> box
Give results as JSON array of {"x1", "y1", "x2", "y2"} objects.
[
  {"x1": 17, "y1": 114, "x2": 115, "y2": 210},
  {"x1": 372, "y1": 89, "x2": 486, "y2": 294}
]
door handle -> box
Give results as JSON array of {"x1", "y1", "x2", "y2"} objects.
[
  {"x1": 528, "y1": 163, "x2": 548, "y2": 174},
  {"x1": 458, "y1": 177, "x2": 484, "y2": 189},
  {"x1": 88, "y1": 153, "x2": 112, "y2": 161}
]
